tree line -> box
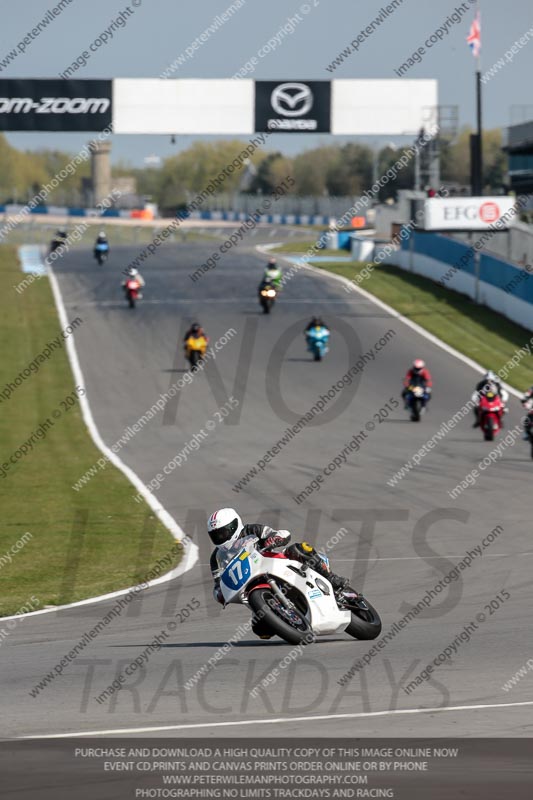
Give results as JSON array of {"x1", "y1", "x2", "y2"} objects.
[{"x1": 0, "y1": 128, "x2": 508, "y2": 208}]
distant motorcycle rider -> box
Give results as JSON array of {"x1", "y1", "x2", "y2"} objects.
[
  {"x1": 262, "y1": 257, "x2": 283, "y2": 288},
  {"x1": 208, "y1": 508, "x2": 348, "y2": 636},
  {"x1": 402, "y1": 359, "x2": 432, "y2": 406},
  {"x1": 183, "y1": 321, "x2": 209, "y2": 344},
  {"x1": 122, "y1": 267, "x2": 145, "y2": 294},
  {"x1": 305, "y1": 317, "x2": 329, "y2": 334},
  {"x1": 472, "y1": 370, "x2": 508, "y2": 428},
  {"x1": 520, "y1": 386, "x2": 533, "y2": 440},
  {"x1": 50, "y1": 228, "x2": 68, "y2": 253},
  {"x1": 94, "y1": 230, "x2": 108, "y2": 252}
]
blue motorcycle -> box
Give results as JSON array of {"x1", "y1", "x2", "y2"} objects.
[
  {"x1": 306, "y1": 326, "x2": 330, "y2": 362},
  {"x1": 94, "y1": 241, "x2": 109, "y2": 265}
]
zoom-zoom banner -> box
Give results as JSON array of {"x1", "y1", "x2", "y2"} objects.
[{"x1": 0, "y1": 79, "x2": 112, "y2": 131}]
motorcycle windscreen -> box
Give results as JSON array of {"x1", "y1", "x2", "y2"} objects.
[{"x1": 216, "y1": 535, "x2": 257, "y2": 570}]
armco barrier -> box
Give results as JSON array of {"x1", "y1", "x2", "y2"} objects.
[{"x1": 382, "y1": 229, "x2": 533, "y2": 333}]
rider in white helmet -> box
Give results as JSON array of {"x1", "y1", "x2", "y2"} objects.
[
  {"x1": 208, "y1": 508, "x2": 348, "y2": 636},
  {"x1": 94, "y1": 229, "x2": 109, "y2": 257},
  {"x1": 472, "y1": 370, "x2": 508, "y2": 428},
  {"x1": 121, "y1": 266, "x2": 145, "y2": 293}
]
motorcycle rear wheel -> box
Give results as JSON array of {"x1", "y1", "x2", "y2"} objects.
[
  {"x1": 189, "y1": 350, "x2": 201, "y2": 369},
  {"x1": 248, "y1": 587, "x2": 313, "y2": 645}
]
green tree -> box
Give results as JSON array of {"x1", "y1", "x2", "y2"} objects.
[
  {"x1": 249, "y1": 152, "x2": 294, "y2": 195},
  {"x1": 292, "y1": 146, "x2": 341, "y2": 195},
  {"x1": 440, "y1": 127, "x2": 507, "y2": 192},
  {"x1": 326, "y1": 143, "x2": 373, "y2": 195},
  {"x1": 376, "y1": 145, "x2": 415, "y2": 200}
]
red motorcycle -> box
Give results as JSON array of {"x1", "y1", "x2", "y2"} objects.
[
  {"x1": 479, "y1": 391, "x2": 504, "y2": 441},
  {"x1": 124, "y1": 278, "x2": 141, "y2": 308}
]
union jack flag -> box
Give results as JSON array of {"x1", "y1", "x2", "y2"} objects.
[{"x1": 467, "y1": 11, "x2": 481, "y2": 58}]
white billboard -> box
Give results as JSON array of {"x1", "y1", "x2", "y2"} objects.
[
  {"x1": 110, "y1": 78, "x2": 437, "y2": 135},
  {"x1": 424, "y1": 197, "x2": 519, "y2": 231},
  {"x1": 332, "y1": 79, "x2": 438, "y2": 136},
  {"x1": 113, "y1": 79, "x2": 255, "y2": 134}
]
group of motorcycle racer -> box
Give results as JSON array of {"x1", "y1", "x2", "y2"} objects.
[
  {"x1": 398, "y1": 360, "x2": 528, "y2": 437},
  {"x1": 48, "y1": 228, "x2": 532, "y2": 640}
]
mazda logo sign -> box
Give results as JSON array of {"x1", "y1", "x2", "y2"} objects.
[{"x1": 271, "y1": 83, "x2": 314, "y2": 118}]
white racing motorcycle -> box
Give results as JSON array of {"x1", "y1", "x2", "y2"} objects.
[{"x1": 219, "y1": 536, "x2": 382, "y2": 645}]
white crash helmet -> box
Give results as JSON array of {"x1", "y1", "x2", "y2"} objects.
[
  {"x1": 129, "y1": 268, "x2": 138, "y2": 277},
  {"x1": 99, "y1": 230, "x2": 106, "y2": 237},
  {"x1": 208, "y1": 508, "x2": 243, "y2": 548},
  {"x1": 484, "y1": 370, "x2": 497, "y2": 382}
]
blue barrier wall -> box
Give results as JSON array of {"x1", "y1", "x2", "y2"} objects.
[
  {"x1": 391, "y1": 228, "x2": 533, "y2": 332},
  {"x1": 400, "y1": 230, "x2": 533, "y2": 302}
]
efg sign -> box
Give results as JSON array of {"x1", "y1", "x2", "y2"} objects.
[
  {"x1": 0, "y1": 79, "x2": 112, "y2": 131},
  {"x1": 254, "y1": 81, "x2": 331, "y2": 132},
  {"x1": 424, "y1": 196, "x2": 518, "y2": 231}
]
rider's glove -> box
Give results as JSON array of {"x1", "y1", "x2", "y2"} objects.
[
  {"x1": 263, "y1": 535, "x2": 286, "y2": 550},
  {"x1": 426, "y1": 386, "x2": 432, "y2": 394},
  {"x1": 213, "y1": 586, "x2": 225, "y2": 605}
]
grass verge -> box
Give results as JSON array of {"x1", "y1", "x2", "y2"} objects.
[
  {"x1": 0, "y1": 246, "x2": 183, "y2": 616},
  {"x1": 280, "y1": 253, "x2": 533, "y2": 392},
  {"x1": 272, "y1": 240, "x2": 346, "y2": 257}
]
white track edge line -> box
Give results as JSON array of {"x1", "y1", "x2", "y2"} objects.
[
  {"x1": 0, "y1": 252, "x2": 199, "y2": 622},
  {"x1": 14, "y1": 699, "x2": 533, "y2": 738}
]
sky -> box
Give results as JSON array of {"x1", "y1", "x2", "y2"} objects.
[{"x1": 1, "y1": 0, "x2": 532, "y2": 166}]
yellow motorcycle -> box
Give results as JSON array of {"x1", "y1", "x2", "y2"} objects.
[{"x1": 185, "y1": 334, "x2": 208, "y2": 369}]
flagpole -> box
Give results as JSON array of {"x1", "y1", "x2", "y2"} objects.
[{"x1": 475, "y1": 0, "x2": 483, "y2": 195}]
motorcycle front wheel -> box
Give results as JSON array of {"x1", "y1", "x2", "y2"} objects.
[
  {"x1": 484, "y1": 418, "x2": 494, "y2": 441},
  {"x1": 128, "y1": 292, "x2": 135, "y2": 308},
  {"x1": 342, "y1": 593, "x2": 382, "y2": 640},
  {"x1": 248, "y1": 586, "x2": 313, "y2": 645},
  {"x1": 410, "y1": 399, "x2": 421, "y2": 422}
]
